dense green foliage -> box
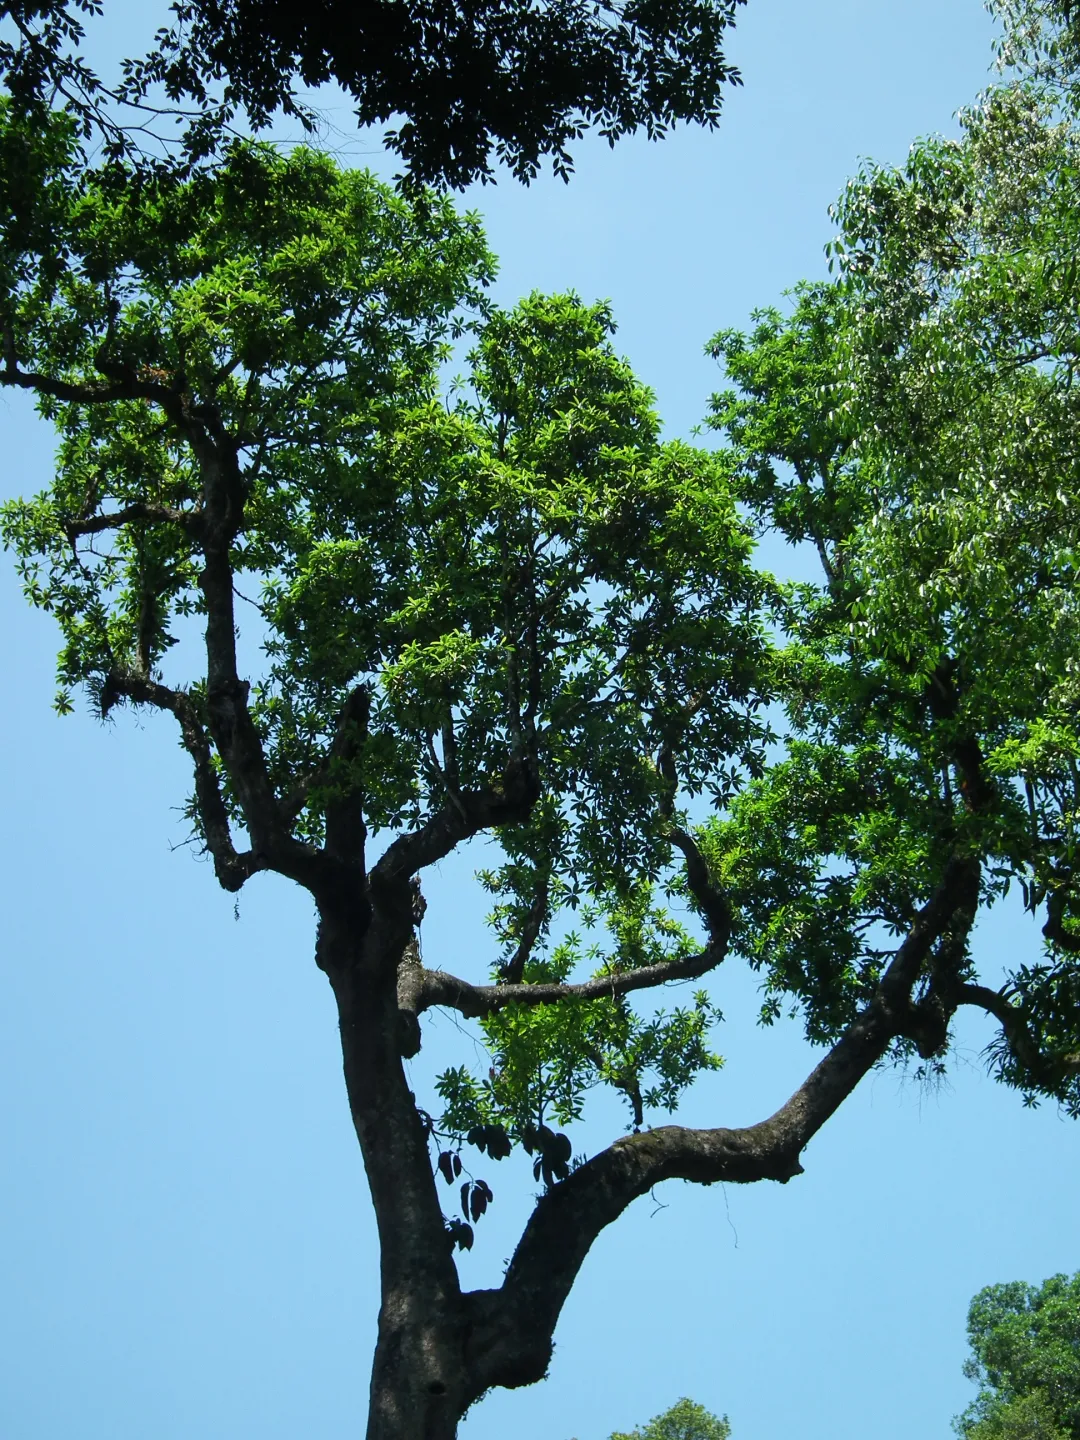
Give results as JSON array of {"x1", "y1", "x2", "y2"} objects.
[
  {"x1": 3, "y1": 5, "x2": 1080, "y2": 1430},
  {"x1": 150, "y1": 0, "x2": 747, "y2": 186},
  {"x1": 608, "y1": 1397, "x2": 731, "y2": 1440},
  {"x1": 701, "y1": 55, "x2": 1080, "y2": 1108},
  {"x1": 0, "y1": 0, "x2": 747, "y2": 184},
  {"x1": 958, "y1": 1272, "x2": 1080, "y2": 1440},
  {"x1": 5, "y1": 0, "x2": 1080, "y2": 1183},
  {"x1": 0, "y1": 100, "x2": 770, "y2": 1150}
]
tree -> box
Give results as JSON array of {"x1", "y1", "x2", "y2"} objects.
[
  {"x1": 0, "y1": 0, "x2": 748, "y2": 184},
  {"x1": 0, "y1": 106, "x2": 770, "y2": 1438},
  {"x1": 609, "y1": 1397, "x2": 732, "y2": 1440},
  {"x1": 4, "y1": 4, "x2": 1080, "y2": 1438},
  {"x1": 956, "y1": 1273, "x2": 1080, "y2": 1440}
]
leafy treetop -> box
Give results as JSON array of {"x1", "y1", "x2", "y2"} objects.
[
  {"x1": 702, "y1": 64, "x2": 1080, "y2": 1112},
  {"x1": 608, "y1": 1397, "x2": 732, "y2": 1440},
  {"x1": 957, "y1": 1271, "x2": 1080, "y2": 1440},
  {"x1": 5, "y1": 7, "x2": 1080, "y2": 1430}
]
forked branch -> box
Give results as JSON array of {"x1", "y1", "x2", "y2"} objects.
[
  {"x1": 462, "y1": 853, "x2": 981, "y2": 1398},
  {"x1": 372, "y1": 754, "x2": 541, "y2": 894}
]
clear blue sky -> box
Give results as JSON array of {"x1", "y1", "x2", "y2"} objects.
[{"x1": 1, "y1": 4, "x2": 1076, "y2": 1439}]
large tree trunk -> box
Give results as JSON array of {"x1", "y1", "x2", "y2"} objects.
[
  {"x1": 320, "y1": 895, "x2": 472, "y2": 1440},
  {"x1": 366, "y1": 1310, "x2": 469, "y2": 1440}
]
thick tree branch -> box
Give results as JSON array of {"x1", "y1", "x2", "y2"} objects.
[
  {"x1": 0, "y1": 356, "x2": 176, "y2": 407},
  {"x1": 655, "y1": 745, "x2": 733, "y2": 947},
  {"x1": 667, "y1": 824, "x2": 732, "y2": 947},
  {"x1": 321, "y1": 684, "x2": 371, "y2": 865},
  {"x1": 927, "y1": 659, "x2": 996, "y2": 813},
  {"x1": 462, "y1": 853, "x2": 980, "y2": 1396},
  {"x1": 63, "y1": 501, "x2": 198, "y2": 541},
  {"x1": 878, "y1": 855, "x2": 980, "y2": 1013},
  {"x1": 10, "y1": 341, "x2": 334, "y2": 894},
  {"x1": 178, "y1": 405, "x2": 296, "y2": 868},
  {"x1": 371, "y1": 754, "x2": 540, "y2": 895}
]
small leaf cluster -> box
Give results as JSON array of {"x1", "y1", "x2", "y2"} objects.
[
  {"x1": 436, "y1": 886, "x2": 723, "y2": 1147},
  {"x1": 608, "y1": 1397, "x2": 732, "y2": 1440}
]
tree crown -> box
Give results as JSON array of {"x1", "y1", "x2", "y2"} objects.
[{"x1": 958, "y1": 1272, "x2": 1080, "y2": 1440}]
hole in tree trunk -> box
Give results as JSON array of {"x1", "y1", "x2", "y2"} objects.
[{"x1": 428, "y1": 1382, "x2": 447, "y2": 1396}]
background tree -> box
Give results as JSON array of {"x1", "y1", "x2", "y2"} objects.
[
  {"x1": 609, "y1": 1397, "x2": 732, "y2": 1440},
  {"x1": 956, "y1": 1273, "x2": 1080, "y2": 1440},
  {"x1": 0, "y1": 0, "x2": 748, "y2": 183}
]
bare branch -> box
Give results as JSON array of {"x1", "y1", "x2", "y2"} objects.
[
  {"x1": 102, "y1": 670, "x2": 263, "y2": 893},
  {"x1": 407, "y1": 945, "x2": 724, "y2": 1025}
]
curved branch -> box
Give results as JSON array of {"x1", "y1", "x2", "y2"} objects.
[
  {"x1": 655, "y1": 746, "x2": 732, "y2": 946},
  {"x1": 0, "y1": 358, "x2": 176, "y2": 407},
  {"x1": 372, "y1": 754, "x2": 540, "y2": 894},
  {"x1": 1043, "y1": 891, "x2": 1080, "y2": 955},
  {"x1": 64, "y1": 501, "x2": 198, "y2": 541},
  {"x1": 957, "y1": 982, "x2": 1080, "y2": 1080},
  {"x1": 667, "y1": 824, "x2": 732, "y2": 946},
  {"x1": 411, "y1": 945, "x2": 725, "y2": 1024},
  {"x1": 182, "y1": 412, "x2": 292, "y2": 862},
  {"x1": 464, "y1": 994, "x2": 892, "y2": 1395},
  {"x1": 462, "y1": 853, "x2": 981, "y2": 1396},
  {"x1": 501, "y1": 868, "x2": 550, "y2": 985}
]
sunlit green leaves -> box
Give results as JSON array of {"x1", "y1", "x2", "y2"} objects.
[
  {"x1": 957, "y1": 1271, "x2": 1080, "y2": 1440},
  {"x1": 1, "y1": 107, "x2": 765, "y2": 1151},
  {"x1": 705, "y1": 74, "x2": 1080, "y2": 1085},
  {"x1": 436, "y1": 886, "x2": 723, "y2": 1143}
]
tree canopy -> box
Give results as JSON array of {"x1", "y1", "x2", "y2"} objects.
[
  {"x1": 957, "y1": 1272, "x2": 1080, "y2": 1440},
  {"x1": 3, "y1": 1, "x2": 1080, "y2": 1435},
  {"x1": 0, "y1": 0, "x2": 748, "y2": 184},
  {"x1": 609, "y1": 1397, "x2": 732, "y2": 1440}
]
